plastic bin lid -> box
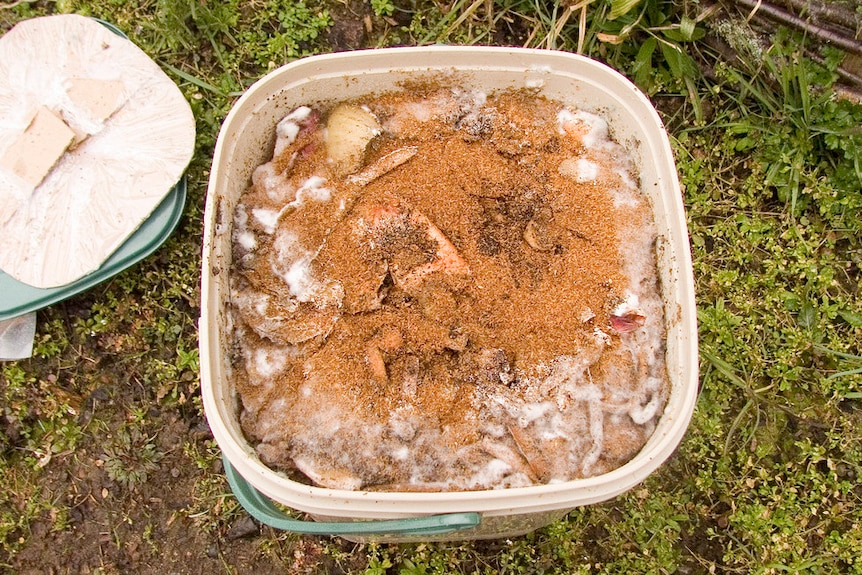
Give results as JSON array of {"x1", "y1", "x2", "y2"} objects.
[
  {"x1": 0, "y1": 178, "x2": 186, "y2": 322},
  {"x1": 0, "y1": 15, "x2": 195, "y2": 288}
]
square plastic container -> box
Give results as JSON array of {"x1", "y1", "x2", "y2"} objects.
[{"x1": 200, "y1": 46, "x2": 698, "y2": 542}]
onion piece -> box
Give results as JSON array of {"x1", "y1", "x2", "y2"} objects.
[{"x1": 324, "y1": 104, "x2": 381, "y2": 176}]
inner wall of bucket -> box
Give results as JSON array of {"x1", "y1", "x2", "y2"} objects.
[{"x1": 203, "y1": 49, "x2": 697, "y2": 520}]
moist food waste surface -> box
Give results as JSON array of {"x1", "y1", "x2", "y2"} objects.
[{"x1": 228, "y1": 86, "x2": 669, "y2": 491}]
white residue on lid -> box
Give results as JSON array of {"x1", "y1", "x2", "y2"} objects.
[{"x1": 525, "y1": 78, "x2": 545, "y2": 89}]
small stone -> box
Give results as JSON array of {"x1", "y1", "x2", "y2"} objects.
[{"x1": 226, "y1": 515, "x2": 259, "y2": 541}]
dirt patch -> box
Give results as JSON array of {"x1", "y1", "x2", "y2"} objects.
[{"x1": 3, "y1": 360, "x2": 294, "y2": 575}]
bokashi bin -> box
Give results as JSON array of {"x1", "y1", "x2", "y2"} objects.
[{"x1": 200, "y1": 46, "x2": 698, "y2": 542}]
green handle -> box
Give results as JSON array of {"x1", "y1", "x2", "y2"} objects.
[{"x1": 223, "y1": 455, "x2": 481, "y2": 536}]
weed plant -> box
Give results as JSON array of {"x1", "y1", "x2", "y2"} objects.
[{"x1": 1, "y1": 1, "x2": 861, "y2": 573}]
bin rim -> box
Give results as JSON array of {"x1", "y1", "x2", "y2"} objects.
[{"x1": 200, "y1": 45, "x2": 699, "y2": 520}]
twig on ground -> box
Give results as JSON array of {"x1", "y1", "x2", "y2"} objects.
[
  {"x1": 806, "y1": 49, "x2": 862, "y2": 91},
  {"x1": 732, "y1": 0, "x2": 862, "y2": 56},
  {"x1": 774, "y1": 0, "x2": 862, "y2": 35}
]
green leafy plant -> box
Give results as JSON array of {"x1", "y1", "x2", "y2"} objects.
[
  {"x1": 100, "y1": 426, "x2": 164, "y2": 489},
  {"x1": 371, "y1": 0, "x2": 396, "y2": 18},
  {"x1": 716, "y1": 28, "x2": 862, "y2": 224},
  {"x1": 595, "y1": 0, "x2": 707, "y2": 115}
]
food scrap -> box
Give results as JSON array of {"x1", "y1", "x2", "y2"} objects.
[{"x1": 229, "y1": 86, "x2": 669, "y2": 491}]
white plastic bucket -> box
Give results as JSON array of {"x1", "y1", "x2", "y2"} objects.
[{"x1": 200, "y1": 46, "x2": 698, "y2": 542}]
